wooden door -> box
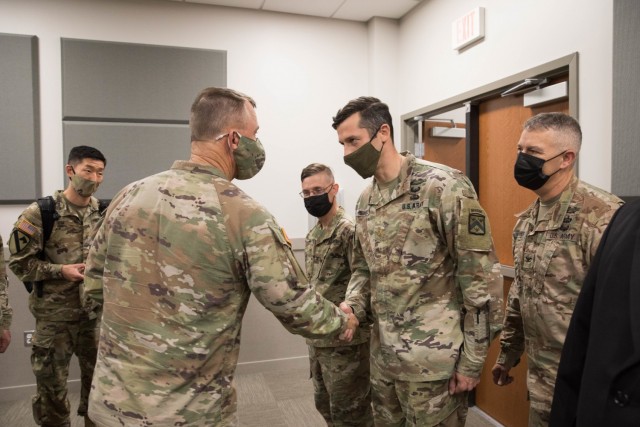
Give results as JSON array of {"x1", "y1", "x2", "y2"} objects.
[
  {"x1": 420, "y1": 81, "x2": 569, "y2": 426},
  {"x1": 422, "y1": 120, "x2": 466, "y2": 173},
  {"x1": 473, "y1": 91, "x2": 569, "y2": 427}
]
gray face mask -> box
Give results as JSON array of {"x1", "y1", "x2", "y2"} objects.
[{"x1": 343, "y1": 127, "x2": 383, "y2": 179}]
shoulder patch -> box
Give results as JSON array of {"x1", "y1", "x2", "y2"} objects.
[
  {"x1": 458, "y1": 198, "x2": 492, "y2": 251},
  {"x1": 16, "y1": 218, "x2": 38, "y2": 237},
  {"x1": 468, "y1": 212, "x2": 486, "y2": 235},
  {"x1": 281, "y1": 227, "x2": 292, "y2": 247},
  {"x1": 9, "y1": 230, "x2": 31, "y2": 254}
]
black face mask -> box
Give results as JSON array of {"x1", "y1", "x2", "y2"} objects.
[
  {"x1": 304, "y1": 193, "x2": 333, "y2": 218},
  {"x1": 514, "y1": 151, "x2": 565, "y2": 190}
]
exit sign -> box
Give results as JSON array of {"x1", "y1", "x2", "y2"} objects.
[{"x1": 452, "y1": 7, "x2": 485, "y2": 51}]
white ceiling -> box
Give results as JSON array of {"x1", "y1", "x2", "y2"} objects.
[{"x1": 167, "y1": 0, "x2": 424, "y2": 22}]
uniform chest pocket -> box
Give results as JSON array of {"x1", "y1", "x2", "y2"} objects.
[
  {"x1": 532, "y1": 238, "x2": 560, "y2": 294},
  {"x1": 395, "y1": 209, "x2": 437, "y2": 269}
]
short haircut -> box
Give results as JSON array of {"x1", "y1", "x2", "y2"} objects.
[
  {"x1": 301, "y1": 163, "x2": 334, "y2": 182},
  {"x1": 523, "y1": 112, "x2": 582, "y2": 151},
  {"x1": 67, "y1": 145, "x2": 106, "y2": 167},
  {"x1": 332, "y1": 96, "x2": 394, "y2": 141},
  {"x1": 190, "y1": 87, "x2": 257, "y2": 141}
]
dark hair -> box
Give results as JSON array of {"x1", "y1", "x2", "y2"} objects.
[
  {"x1": 67, "y1": 146, "x2": 106, "y2": 167},
  {"x1": 301, "y1": 163, "x2": 334, "y2": 182},
  {"x1": 332, "y1": 96, "x2": 394, "y2": 141},
  {"x1": 523, "y1": 113, "x2": 582, "y2": 150},
  {"x1": 190, "y1": 87, "x2": 256, "y2": 141}
]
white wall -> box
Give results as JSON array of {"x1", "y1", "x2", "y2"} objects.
[
  {"x1": 398, "y1": 0, "x2": 614, "y2": 190},
  {"x1": 0, "y1": 0, "x2": 375, "y2": 240}
]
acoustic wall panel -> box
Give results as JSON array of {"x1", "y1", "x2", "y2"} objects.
[
  {"x1": 63, "y1": 122, "x2": 191, "y2": 199},
  {"x1": 61, "y1": 39, "x2": 226, "y2": 122},
  {"x1": 0, "y1": 33, "x2": 40, "y2": 202},
  {"x1": 613, "y1": 0, "x2": 640, "y2": 199},
  {"x1": 61, "y1": 39, "x2": 226, "y2": 194}
]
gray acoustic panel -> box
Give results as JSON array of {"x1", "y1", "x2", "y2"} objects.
[
  {"x1": 613, "y1": 0, "x2": 640, "y2": 197},
  {"x1": 63, "y1": 122, "x2": 191, "y2": 199},
  {"x1": 0, "y1": 33, "x2": 40, "y2": 202},
  {"x1": 61, "y1": 39, "x2": 226, "y2": 121}
]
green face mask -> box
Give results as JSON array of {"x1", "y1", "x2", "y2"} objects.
[
  {"x1": 343, "y1": 127, "x2": 382, "y2": 179},
  {"x1": 70, "y1": 171, "x2": 99, "y2": 197},
  {"x1": 233, "y1": 133, "x2": 266, "y2": 180}
]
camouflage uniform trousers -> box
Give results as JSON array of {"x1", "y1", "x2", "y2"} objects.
[
  {"x1": 309, "y1": 342, "x2": 373, "y2": 426},
  {"x1": 370, "y1": 362, "x2": 468, "y2": 427},
  {"x1": 31, "y1": 317, "x2": 98, "y2": 427},
  {"x1": 528, "y1": 400, "x2": 551, "y2": 427}
]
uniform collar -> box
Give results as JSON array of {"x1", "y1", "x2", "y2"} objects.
[
  {"x1": 310, "y1": 206, "x2": 346, "y2": 243},
  {"x1": 54, "y1": 190, "x2": 100, "y2": 215},
  {"x1": 171, "y1": 160, "x2": 228, "y2": 180},
  {"x1": 368, "y1": 152, "x2": 413, "y2": 206},
  {"x1": 517, "y1": 175, "x2": 579, "y2": 232}
]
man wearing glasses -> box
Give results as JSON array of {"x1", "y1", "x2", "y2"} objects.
[{"x1": 300, "y1": 163, "x2": 373, "y2": 426}]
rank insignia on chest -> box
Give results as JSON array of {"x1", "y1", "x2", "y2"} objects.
[{"x1": 468, "y1": 212, "x2": 486, "y2": 235}]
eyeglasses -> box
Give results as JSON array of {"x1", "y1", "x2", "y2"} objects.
[{"x1": 299, "y1": 183, "x2": 334, "y2": 198}]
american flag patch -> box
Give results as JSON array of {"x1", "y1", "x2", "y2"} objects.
[{"x1": 17, "y1": 219, "x2": 37, "y2": 237}]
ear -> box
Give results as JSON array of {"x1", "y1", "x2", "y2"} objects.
[
  {"x1": 332, "y1": 182, "x2": 340, "y2": 194},
  {"x1": 229, "y1": 131, "x2": 241, "y2": 151},
  {"x1": 378, "y1": 123, "x2": 391, "y2": 141},
  {"x1": 562, "y1": 150, "x2": 577, "y2": 168},
  {"x1": 65, "y1": 164, "x2": 74, "y2": 179}
]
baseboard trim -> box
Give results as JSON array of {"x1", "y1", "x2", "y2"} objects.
[
  {"x1": 0, "y1": 380, "x2": 81, "y2": 403},
  {"x1": 0, "y1": 357, "x2": 310, "y2": 403},
  {"x1": 236, "y1": 355, "x2": 309, "y2": 375}
]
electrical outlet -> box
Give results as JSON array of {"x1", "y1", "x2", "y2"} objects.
[{"x1": 24, "y1": 330, "x2": 35, "y2": 347}]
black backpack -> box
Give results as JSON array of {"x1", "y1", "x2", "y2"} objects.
[{"x1": 24, "y1": 196, "x2": 109, "y2": 296}]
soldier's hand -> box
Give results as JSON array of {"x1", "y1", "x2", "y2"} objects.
[
  {"x1": 338, "y1": 303, "x2": 358, "y2": 342},
  {"x1": 491, "y1": 363, "x2": 514, "y2": 386},
  {"x1": 0, "y1": 329, "x2": 11, "y2": 353},
  {"x1": 62, "y1": 263, "x2": 86, "y2": 282},
  {"x1": 448, "y1": 372, "x2": 480, "y2": 395}
]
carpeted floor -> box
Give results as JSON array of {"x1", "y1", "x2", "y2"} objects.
[{"x1": 0, "y1": 366, "x2": 501, "y2": 426}]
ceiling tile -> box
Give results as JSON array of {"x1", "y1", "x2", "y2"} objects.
[
  {"x1": 333, "y1": 0, "x2": 422, "y2": 21},
  {"x1": 262, "y1": 0, "x2": 345, "y2": 18},
  {"x1": 185, "y1": 0, "x2": 264, "y2": 8}
]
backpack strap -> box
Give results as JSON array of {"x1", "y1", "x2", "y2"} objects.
[
  {"x1": 31, "y1": 196, "x2": 59, "y2": 297},
  {"x1": 98, "y1": 199, "x2": 110, "y2": 214},
  {"x1": 37, "y1": 196, "x2": 59, "y2": 245}
]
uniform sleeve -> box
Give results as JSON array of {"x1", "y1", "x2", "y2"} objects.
[
  {"x1": 344, "y1": 232, "x2": 371, "y2": 323},
  {"x1": 243, "y1": 220, "x2": 349, "y2": 340},
  {"x1": 582, "y1": 201, "x2": 623, "y2": 262},
  {"x1": 8, "y1": 204, "x2": 64, "y2": 282},
  {"x1": 0, "y1": 236, "x2": 13, "y2": 330},
  {"x1": 84, "y1": 188, "x2": 124, "y2": 305},
  {"x1": 84, "y1": 219, "x2": 107, "y2": 304},
  {"x1": 496, "y1": 278, "x2": 525, "y2": 368},
  {"x1": 439, "y1": 177, "x2": 504, "y2": 377}
]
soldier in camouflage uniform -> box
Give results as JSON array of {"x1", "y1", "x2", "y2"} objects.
[
  {"x1": 0, "y1": 235, "x2": 12, "y2": 353},
  {"x1": 300, "y1": 163, "x2": 373, "y2": 426},
  {"x1": 332, "y1": 97, "x2": 503, "y2": 427},
  {"x1": 83, "y1": 87, "x2": 358, "y2": 427},
  {"x1": 491, "y1": 113, "x2": 623, "y2": 426},
  {"x1": 8, "y1": 146, "x2": 107, "y2": 427}
]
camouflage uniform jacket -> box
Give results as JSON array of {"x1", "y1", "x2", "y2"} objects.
[
  {"x1": 0, "y1": 235, "x2": 12, "y2": 330},
  {"x1": 345, "y1": 152, "x2": 503, "y2": 382},
  {"x1": 84, "y1": 161, "x2": 350, "y2": 427},
  {"x1": 305, "y1": 206, "x2": 370, "y2": 347},
  {"x1": 8, "y1": 190, "x2": 103, "y2": 321},
  {"x1": 497, "y1": 176, "x2": 623, "y2": 408}
]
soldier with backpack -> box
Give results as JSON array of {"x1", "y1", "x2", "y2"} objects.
[{"x1": 8, "y1": 146, "x2": 107, "y2": 427}]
